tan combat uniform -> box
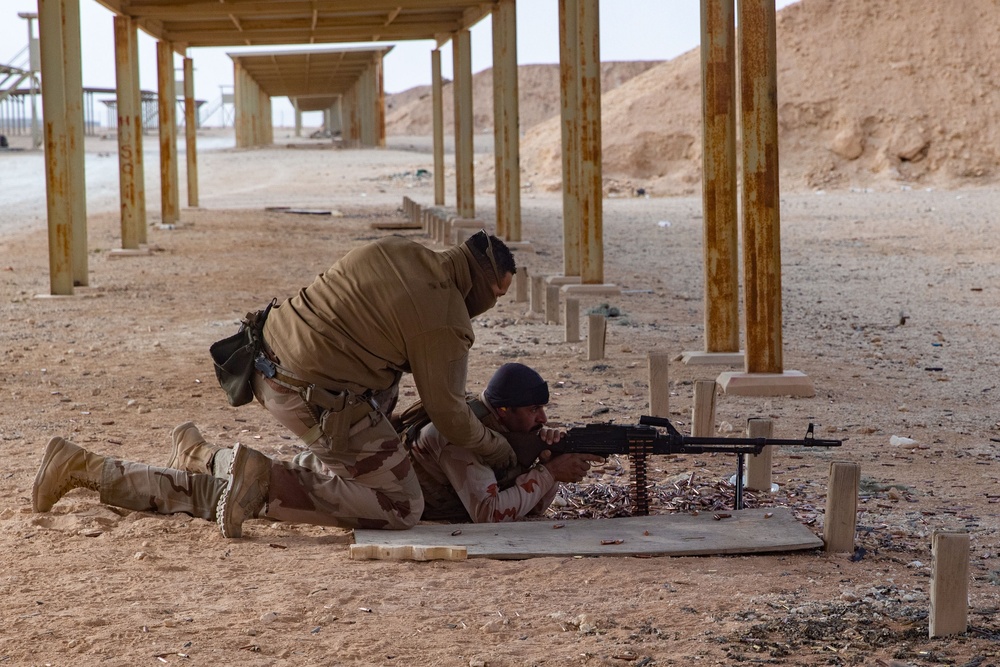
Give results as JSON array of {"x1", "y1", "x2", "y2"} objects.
[
  {"x1": 409, "y1": 393, "x2": 559, "y2": 523},
  {"x1": 254, "y1": 236, "x2": 512, "y2": 530}
]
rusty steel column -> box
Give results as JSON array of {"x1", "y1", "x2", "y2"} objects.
[
  {"x1": 362, "y1": 66, "x2": 375, "y2": 146},
  {"x1": 343, "y1": 85, "x2": 356, "y2": 146},
  {"x1": 431, "y1": 49, "x2": 446, "y2": 206},
  {"x1": 62, "y1": 0, "x2": 88, "y2": 286},
  {"x1": 700, "y1": 0, "x2": 740, "y2": 353},
  {"x1": 739, "y1": 0, "x2": 783, "y2": 373},
  {"x1": 376, "y1": 55, "x2": 386, "y2": 148},
  {"x1": 558, "y1": 0, "x2": 581, "y2": 277},
  {"x1": 577, "y1": 0, "x2": 603, "y2": 284},
  {"x1": 129, "y1": 21, "x2": 147, "y2": 243},
  {"x1": 113, "y1": 15, "x2": 141, "y2": 249},
  {"x1": 492, "y1": 0, "x2": 522, "y2": 242},
  {"x1": 183, "y1": 56, "x2": 198, "y2": 207},
  {"x1": 38, "y1": 0, "x2": 73, "y2": 294},
  {"x1": 259, "y1": 86, "x2": 269, "y2": 145},
  {"x1": 157, "y1": 40, "x2": 179, "y2": 224},
  {"x1": 232, "y1": 63, "x2": 243, "y2": 147},
  {"x1": 453, "y1": 29, "x2": 475, "y2": 219},
  {"x1": 491, "y1": 8, "x2": 507, "y2": 239},
  {"x1": 331, "y1": 96, "x2": 343, "y2": 135}
]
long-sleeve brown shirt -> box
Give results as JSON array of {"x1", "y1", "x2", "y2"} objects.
[{"x1": 263, "y1": 236, "x2": 509, "y2": 461}]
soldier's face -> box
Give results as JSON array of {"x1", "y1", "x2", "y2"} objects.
[{"x1": 498, "y1": 404, "x2": 547, "y2": 434}]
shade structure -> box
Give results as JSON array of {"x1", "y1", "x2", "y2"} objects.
[
  {"x1": 228, "y1": 46, "x2": 392, "y2": 101},
  {"x1": 92, "y1": 0, "x2": 496, "y2": 48}
]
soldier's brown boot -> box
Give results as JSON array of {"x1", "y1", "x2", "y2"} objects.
[
  {"x1": 216, "y1": 443, "x2": 271, "y2": 538},
  {"x1": 167, "y1": 422, "x2": 223, "y2": 474},
  {"x1": 33, "y1": 437, "x2": 105, "y2": 512}
]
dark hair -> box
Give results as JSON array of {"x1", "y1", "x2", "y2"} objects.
[{"x1": 466, "y1": 230, "x2": 516, "y2": 280}]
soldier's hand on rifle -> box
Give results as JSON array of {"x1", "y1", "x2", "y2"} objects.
[
  {"x1": 538, "y1": 451, "x2": 604, "y2": 484},
  {"x1": 536, "y1": 426, "x2": 565, "y2": 446}
]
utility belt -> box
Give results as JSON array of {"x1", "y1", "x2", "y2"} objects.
[{"x1": 255, "y1": 344, "x2": 380, "y2": 447}]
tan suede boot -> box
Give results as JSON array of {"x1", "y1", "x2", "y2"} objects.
[
  {"x1": 33, "y1": 437, "x2": 104, "y2": 512},
  {"x1": 166, "y1": 422, "x2": 223, "y2": 474},
  {"x1": 216, "y1": 443, "x2": 271, "y2": 538}
]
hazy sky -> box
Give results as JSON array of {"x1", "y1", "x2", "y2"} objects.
[{"x1": 1, "y1": 1, "x2": 796, "y2": 125}]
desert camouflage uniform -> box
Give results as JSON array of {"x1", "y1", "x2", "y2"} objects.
[
  {"x1": 409, "y1": 393, "x2": 559, "y2": 523},
  {"x1": 250, "y1": 236, "x2": 512, "y2": 529},
  {"x1": 101, "y1": 459, "x2": 224, "y2": 519}
]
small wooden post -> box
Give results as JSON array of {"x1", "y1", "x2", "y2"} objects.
[
  {"x1": 691, "y1": 380, "x2": 717, "y2": 436},
  {"x1": 564, "y1": 297, "x2": 580, "y2": 342},
  {"x1": 929, "y1": 531, "x2": 969, "y2": 638},
  {"x1": 545, "y1": 284, "x2": 561, "y2": 324},
  {"x1": 647, "y1": 352, "x2": 671, "y2": 417},
  {"x1": 745, "y1": 417, "x2": 773, "y2": 492},
  {"x1": 824, "y1": 461, "x2": 860, "y2": 552},
  {"x1": 587, "y1": 314, "x2": 606, "y2": 361},
  {"x1": 513, "y1": 267, "x2": 528, "y2": 303},
  {"x1": 530, "y1": 275, "x2": 546, "y2": 314}
]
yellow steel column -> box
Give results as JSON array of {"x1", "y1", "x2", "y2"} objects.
[
  {"x1": 183, "y1": 56, "x2": 198, "y2": 207},
  {"x1": 431, "y1": 49, "x2": 446, "y2": 206},
  {"x1": 38, "y1": 0, "x2": 72, "y2": 295},
  {"x1": 453, "y1": 29, "x2": 475, "y2": 219},
  {"x1": 232, "y1": 63, "x2": 242, "y2": 147},
  {"x1": 129, "y1": 19, "x2": 147, "y2": 243},
  {"x1": 491, "y1": 7, "x2": 507, "y2": 238},
  {"x1": 342, "y1": 86, "x2": 355, "y2": 146},
  {"x1": 492, "y1": 0, "x2": 522, "y2": 242},
  {"x1": 558, "y1": 0, "x2": 581, "y2": 277},
  {"x1": 266, "y1": 91, "x2": 273, "y2": 144},
  {"x1": 246, "y1": 68, "x2": 255, "y2": 146},
  {"x1": 156, "y1": 40, "x2": 179, "y2": 224},
  {"x1": 331, "y1": 96, "x2": 343, "y2": 136},
  {"x1": 578, "y1": 0, "x2": 602, "y2": 284},
  {"x1": 376, "y1": 55, "x2": 386, "y2": 148},
  {"x1": 62, "y1": 0, "x2": 88, "y2": 286},
  {"x1": 700, "y1": 0, "x2": 740, "y2": 353},
  {"x1": 113, "y1": 15, "x2": 140, "y2": 249},
  {"x1": 261, "y1": 82, "x2": 267, "y2": 144},
  {"x1": 359, "y1": 67, "x2": 372, "y2": 146},
  {"x1": 739, "y1": 0, "x2": 782, "y2": 373},
  {"x1": 367, "y1": 65, "x2": 377, "y2": 146}
]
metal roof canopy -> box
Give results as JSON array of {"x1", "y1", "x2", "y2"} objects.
[
  {"x1": 93, "y1": 0, "x2": 497, "y2": 50},
  {"x1": 229, "y1": 46, "x2": 393, "y2": 105}
]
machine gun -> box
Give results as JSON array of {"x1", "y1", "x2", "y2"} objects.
[{"x1": 507, "y1": 415, "x2": 842, "y2": 514}]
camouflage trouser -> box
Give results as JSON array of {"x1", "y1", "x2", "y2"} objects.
[
  {"x1": 251, "y1": 371, "x2": 423, "y2": 530},
  {"x1": 101, "y1": 458, "x2": 224, "y2": 519}
]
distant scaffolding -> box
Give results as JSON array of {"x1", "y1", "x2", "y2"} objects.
[
  {"x1": 1, "y1": 11, "x2": 41, "y2": 146},
  {"x1": 102, "y1": 90, "x2": 193, "y2": 133}
]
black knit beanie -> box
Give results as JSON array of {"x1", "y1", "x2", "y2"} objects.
[{"x1": 484, "y1": 363, "x2": 549, "y2": 408}]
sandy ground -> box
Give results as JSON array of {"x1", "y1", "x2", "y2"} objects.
[{"x1": 1, "y1": 130, "x2": 999, "y2": 666}]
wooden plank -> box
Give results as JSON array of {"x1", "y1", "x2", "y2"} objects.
[
  {"x1": 354, "y1": 508, "x2": 822, "y2": 560},
  {"x1": 370, "y1": 221, "x2": 422, "y2": 230},
  {"x1": 349, "y1": 544, "x2": 467, "y2": 561}
]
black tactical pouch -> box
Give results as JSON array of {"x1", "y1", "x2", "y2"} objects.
[{"x1": 209, "y1": 299, "x2": 276, "y2": 406}]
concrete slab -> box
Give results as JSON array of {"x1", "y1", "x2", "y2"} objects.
[
  {"x1": 716, "y1": 370, "x2": 815, "y2": 397},
  {"x1": 681, "y1": 350, "x2": 746, "y2": 366}
]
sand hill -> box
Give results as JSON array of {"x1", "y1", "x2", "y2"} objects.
[
  {"x1": 385, "y1": 61, "x2": 662, "y2": 136},
  {"x1": 465, "y1": 0, "x2": 1000, "y2": 195}
]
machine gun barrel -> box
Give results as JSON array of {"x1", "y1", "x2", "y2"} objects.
[
  {"x1": 546, "y1": 415, "x2": 841, "y2": 458},
  {"x1": 508, "y1": 415, "x2": 842, "y2": 515}
]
